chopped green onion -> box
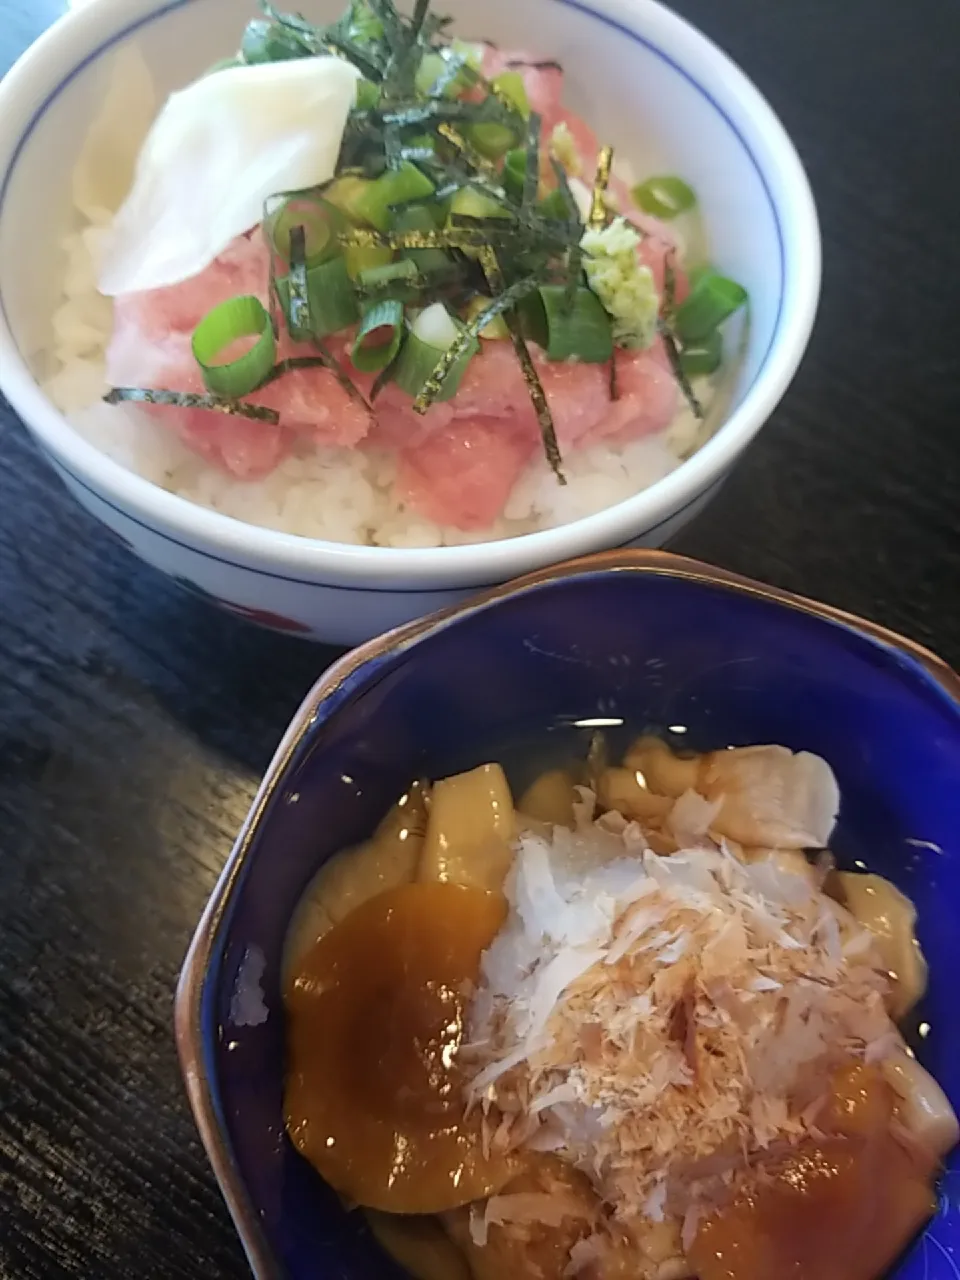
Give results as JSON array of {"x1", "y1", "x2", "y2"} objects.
[
  {"x1": 468, "y1": 71, "x2": 529, "y2": 159},
  {"x1": 673, "y1": 271, "x2": 748, "y2": 343},
  {"x1": 241, "y1": 18, "x2": 310, "y2": 63},
  {"x1": 343, "y1": 0, "x2": 384, "y2": 45},
  {"x1": 266, "y1": 197, "x2": 341, "y2": 267},
  {"x1": 103, "y1": 386, "x2": 280, "y2": 423},
  {"x1": 191, "y1": 295, "x2": 276, "y2": 397},
  {"x1": 463, "y1": 295, "x2": 510, "y2": 339},
  {"x1": 356, "y1": 258, "x2": 424, "y2": 302},
  {"x1": 503, "y1": 148, "x2": 527, "y2": 202},
  {"x1": 277, "y1": 256, "x2": 360, "y2": 338},
  {"x1": 415, "y1": 50, "x2": 469, "y2": 98},
  {"x1": 344, "y1": 243, "x2": 395, "y2": 280},
  {"x1": 391, "y1": 205, "x2": 452, "y2": 278},
  {"x1": 355, "y1": 78, "x2": 381, "y2": 109},
  {"x1": 491, "y1": 70, "x2": 530, "y2": 113},
  {"x1": 436, "y1": 122, "x2": 502, "y2": 179},
  {"x1": 324, "y1": 174, "x2": 372, "y2": 220},
  {"x1": 631, "y1": 175, "x2": 697, "y2": 220},
  {"x1": 394, "y1": 304, "x2": 479, "y2": 401},
  {"x1": 679, "y1": 329, "x2": 723, "y2": 378},
  {"x1": 351, "y1": 162, "x2": 436, "y2": 230},
  {"x1": 448, "y1": 186, "x2": 512, "y2": 222},
  {"x1": 351, "y1": 299, "x2": 405, "y2": 372},
  {"x1": 522, "y1": 285, "x2": 613, "y2": 363},
  {"x1": 358, "y1": 258, "x2": 420, "y2": 289},
  {"x1": 538, "y1": 187, "x2": 571, "y2": 222}
]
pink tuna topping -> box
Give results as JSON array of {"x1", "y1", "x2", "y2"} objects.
[{"x1": 103, "y1": 56, "x2": 688, "y2": 527}]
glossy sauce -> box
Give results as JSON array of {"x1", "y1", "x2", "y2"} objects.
[
  {"x1": 690, "y1": 1065, "x2": 936, "y2": 1280},
  {"x1": 284, "y1": 881, "x2": 517, "y2": 1214}
]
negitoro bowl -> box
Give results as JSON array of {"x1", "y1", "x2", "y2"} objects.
[
  {"x1": 176, "y1": 551, "x2": 960, "y2": 1278},
  {"x1": 0, "y1": 0, "x2": 819, "y2": 644}
]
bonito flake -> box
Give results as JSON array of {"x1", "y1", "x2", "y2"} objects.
[{"x1": 464, "y1": 771, "x2": 895, "y2": 1241}]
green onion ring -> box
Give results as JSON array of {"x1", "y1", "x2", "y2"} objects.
[
  {"x1": 191, "y1": 295, "x2": 276, "y2": 398},
  {"x1": 351, "y1": 299, "x2": 406, "y2": 372}
]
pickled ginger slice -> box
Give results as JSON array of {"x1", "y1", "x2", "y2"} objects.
[{"x1": 98, "y1": 57, "x2": 361, "y2": 296}]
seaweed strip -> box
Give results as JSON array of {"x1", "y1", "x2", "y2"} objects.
[
  {"x1": 321, "y1": 34, "x2": 385, "y2": 81},
  {"x1": 287, "y1": 224, "x2": 311, "y2": 335},
  {"x1": 657, "y1": 317, "x2": 703, "y2": 420},
  {"x1": 412, "y1": 268, "x2": 542, "y2": 411},
  {"x1": 478, "y1": 247, "x2": 563, "y2": 480},
  {"x1": 549, "y1": 157, "x2": 583, "y2": 230},
  {"x1": 340, "y1": 226, "x2": 521, "y2": 251},
  {"x1": 255, "y1": 355, "x2": 335, "y2": 389},
  {"x1": 657, "y1": 251, "x2": 701, "y2": 416},
  {"x1": 104, "y1": 387, "x2": 281, "y2": 424},
  {"x1": 308, "y1": 339, "x2": 375, "y2": 415},
  {"x1": 522, "y1": 112, "x2": 542, "y2": 211},
  {"x1": 428, "y1": 48, "x2": 469, "y2": 97},
  {"x1": 436, "y1": 123, "x2": 501, "y2": 179},
  {"x1": 505, "y1": 57, "x2": 564, "y2": 72}
]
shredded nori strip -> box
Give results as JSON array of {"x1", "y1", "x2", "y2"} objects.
[
  {"x1": 287, "y1": 224, "x2": 311, "y2": 335},
  {"x1": 309, "y1": 339, "x2": 374, "y2": 414},
  {"x1": 657, "y1": 251, "x2": 702, "y2": 418},
  {"x1": 428, "y1": 47, "x2": 470, "y2": 97},
  {"x1": 478, "y1": 247, "x2": 563, "y2": 480},
  {"x1": 412, "y1": 267, "x2": 543, "y2": 410},
  {"x1": 339, "y1": 226, "x2": 523, "y2": 251},
  {"x1": 505, "y1": 57, "x2": 563, "y2": 71},
  {"x1": 254, "y1": 355, "x2": 333, "y2": 389},
  {"x1": 363, "y1": 97, "x2": 514, "y2": 127},
  {"x1": 370, "y1": 357, "x2": 399, "y2": 401},
  {"x1": 522, "y1": 112, "x2": 542, "y2": 211},
  {"x1": 608, "y1": 352, "x2": 619, "y2": 401},
  {"x1": 436, "y1": 123, "x2": 502, "y2": 179},
  {"x1": 658, "y1": 317, "x2": 703, "y2": 420},
  {"x1": 104, "y1": 387, "x2": 281, "y2": 423},
  {"x1": 549, "y1": 156, "x2": 583, "y2": 229}
]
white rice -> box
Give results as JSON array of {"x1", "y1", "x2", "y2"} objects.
[{"x1": 43, "y1": 212, "x2": 716, "y2": 549}]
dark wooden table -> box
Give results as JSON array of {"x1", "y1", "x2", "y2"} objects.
[{"x1": 1, "y1": 0, "x2": 959, "y2": 1275}]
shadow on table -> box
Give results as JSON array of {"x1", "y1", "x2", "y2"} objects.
[{"x1": 98, "y1": 555, "x2": 345, "y2": 778}]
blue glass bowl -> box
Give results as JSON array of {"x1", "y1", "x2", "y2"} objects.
[{"x1": 176, "y1": 551, "x2": 960, "y2": 1279}]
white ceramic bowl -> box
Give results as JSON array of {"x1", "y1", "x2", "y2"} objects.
[{"x1": 0, "y1": 0, "x2": 820, "y2": 645}]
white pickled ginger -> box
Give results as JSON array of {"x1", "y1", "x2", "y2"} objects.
[{"x1": 97, "y1": 56, "x2": 361, "y2": 296}]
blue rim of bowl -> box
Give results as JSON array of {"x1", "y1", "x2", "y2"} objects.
[
  {"x1": 174, "y1": 548, "x2": 960, "y2": 1278},
  {"x1": 0, "y1": 0, "x2": 789, "y2": 593}
]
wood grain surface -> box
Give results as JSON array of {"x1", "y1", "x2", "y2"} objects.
[{"x1": 1, "y1": 0, "x2": 959, "y2": 1275}]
